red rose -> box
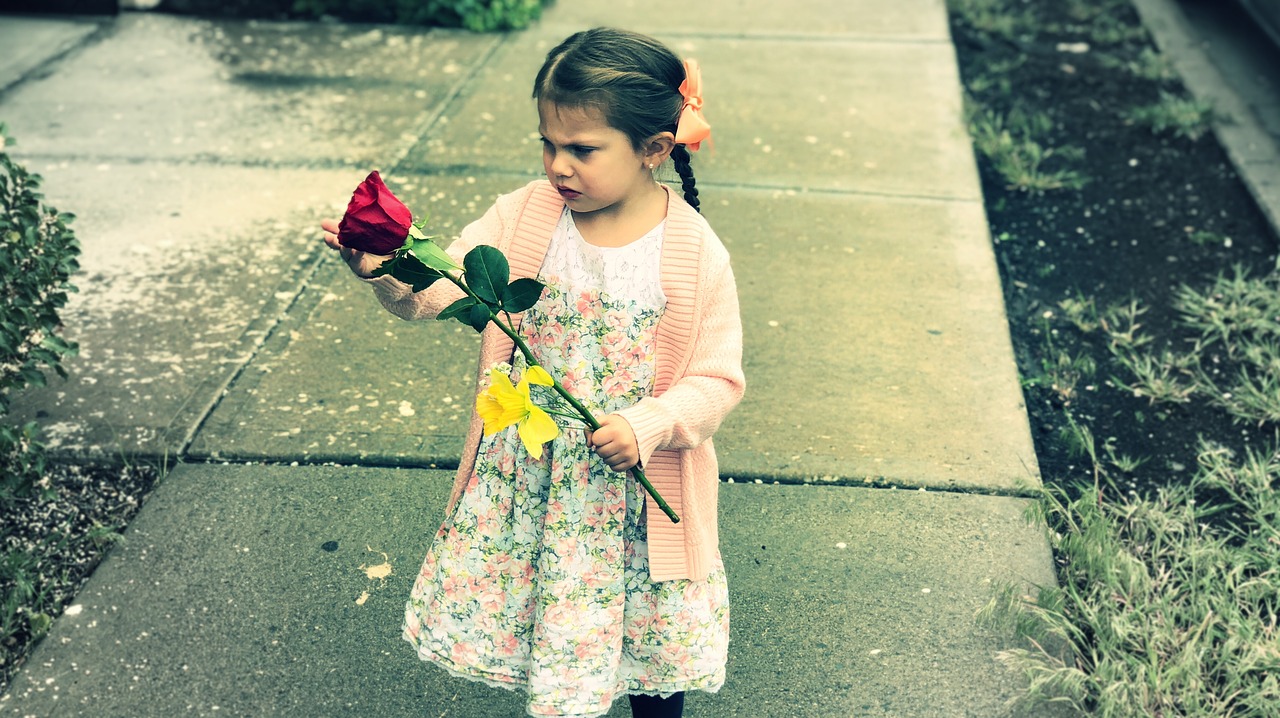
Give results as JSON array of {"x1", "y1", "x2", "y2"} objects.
[{"x1": 336, "y1": 171, "x2": 413, "y2": 255}]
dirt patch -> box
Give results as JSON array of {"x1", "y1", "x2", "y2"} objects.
[
  {"x1": 0, "y1": 463, "x2": 159, "y2": 693},
  {"x1": 949, "y1": 0, "x2": 1279, "y2": 496}
]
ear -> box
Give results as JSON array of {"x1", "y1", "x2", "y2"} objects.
[{"x1": 641, "y1": 131, "x2": 676, "y2": 168}]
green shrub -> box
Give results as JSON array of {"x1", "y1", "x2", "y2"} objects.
[
  {"x1": 0, "y1": 124, "x2": 80, "y2": 503},
  {"x1": 263, "y1": 0, "x2": 547, "y2": 30},
  {"x1": 393, "y1": 0, "x2": 544, "y2": 32}
]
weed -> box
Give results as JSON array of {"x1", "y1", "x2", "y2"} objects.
[
  {"x1": 1024, "y1": 319, "x2": 1097, "y2": 404},
  {"x1": 1127, "y1": 91, "x2": 1216, "y2": 141},
  {"x1": 1106, "y1": 450, "x2": 1148, "y2": 475},
  {"x1": 84, "y1": 521, "x2": 124, "y2": 550},
  {"x1": 1061, "y1": 0, "x2": 1148, "y2": 44},
  {"x1": 1187, "y1": 229, "x2": 1228, "y2": 247},
  {"x1": 1059, "y1": 412, "x2": 1102, "y2": 485},
  {"x1": 1058, "y1": 294, "x2": 1100, "y2": 333},
  {"x1": 1167, "y1": 268, "x2": 1280, "y2": 425},
  {"x1": 950, "y1": 0, "x2": 1034, "y2": 41},
  {"x1": 1175, "y1": 265, "x2": 1280, "y2": 348},
  {"x1": 1214, "y1": 368, "x2": 1280, "y2": 426},
  {"x1": 1111, "y1": 350, "x2": 1196, "y2": 405},
  {"x1": 1099, "y1": 47, "x2": 1176, "y2": 82},
  {"x1": 1087, "y1": 19, "x2": 1148, "y2": 46},
  {"x1": 1101, "y1": 436, "x2": 1149, "y2": 474},
  {"x1": 1100, "y1": 298, "x2": 1153, "y2": 353},
  {"x1": 967, "y1": 103, "x2": 1088, "y2": 193},
  {"x1": 980, "y1": 442, "x2": 1280, "y2": 715},
  {"x1": 0, "y1": 549, "x2": 46, "y2": 649},
  {"x1": 967, "y1": 56, "x2": 1026, "y2": 96}
]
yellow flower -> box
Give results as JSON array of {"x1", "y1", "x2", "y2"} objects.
[{"x1": 475, "y1": 366, "x2": 559, "y2": 459}]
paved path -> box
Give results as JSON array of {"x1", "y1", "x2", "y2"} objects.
[{"x1": 1, "y1": 2, "x2": 1056, "y2": 716}]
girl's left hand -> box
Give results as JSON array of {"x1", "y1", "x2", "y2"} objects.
[
  {"x1": 320, "y1": 218, "x2": 390, "y2": 278},
  {"x1": 587, "y1": 414, "x2": 640, "y2": 472}
]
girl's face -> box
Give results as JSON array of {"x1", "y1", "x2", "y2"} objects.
[{"x1": 538, "y1": 100, "x2": 656, "y2": 216}]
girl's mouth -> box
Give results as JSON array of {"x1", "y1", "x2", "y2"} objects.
[{"x1": 556, "y1": 186, "x2": 581, "y2": 200}]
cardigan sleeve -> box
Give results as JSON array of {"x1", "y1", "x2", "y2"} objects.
[
  {"x1": 615, "y1": 256, "x2": 745, "y2": 467},
  {"x1": 361, "y1": 188, "x2": 519, "y2": 320}
]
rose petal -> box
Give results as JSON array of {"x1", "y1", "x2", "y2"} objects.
[{"x1": 337, "y1": 171, "x2": 413, "y2": 255}]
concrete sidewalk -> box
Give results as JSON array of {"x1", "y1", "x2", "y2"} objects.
[{"x1": 1, "y1": 2, "x2": 1054, "y2": 716}]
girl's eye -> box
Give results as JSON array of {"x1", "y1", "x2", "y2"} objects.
[{"x1": 538, "y1": 138, "x2": 593, "y2": 156}]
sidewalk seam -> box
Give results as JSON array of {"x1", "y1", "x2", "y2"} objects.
[
  {"x1": 0, "y1": 18, "x2": 111, "y2": 100},
  {"x1": 172, "y1": 251, "x2": 334, "y2": 457},
  {"x1": 384, "y1": 31, "x2": 506, "y2": 174},
  {"x1": 169, "y1": 31, "x2": 508, "y2": 461}
]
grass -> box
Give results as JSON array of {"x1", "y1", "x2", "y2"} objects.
[
  {"x1": 1022, "y1": 317, "x2": 1098, "y2": 404},
  {"x1": 1126, "y1": 91, "x2": 1216, "y2": 141},
  {"x1": 980, "y1": 441, "x2": 1280, "y2": 717},
  {"x1": 967, "y1": 103, "x2": 1089, "y2": 193},
  {"x1": 1110, "y1": 350, "x2": 1197, "y2": 405},
  {"x1": 1011, "y1": 270, "x2": 1280, "y2": 714},
  {"x1": 1099, "y1": 47, "x2": 1177, "y2": 83},
  {"x1": 950, "y1": 0, "x2": 1035, "y2": 40},
  {"x1": 1091, "y1": 267, "x2": 1280, "y2": 425}
]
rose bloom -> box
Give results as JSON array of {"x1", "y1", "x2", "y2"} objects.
[{"x1": 337, "y1": 170, "x2": 413, "y2": 255}]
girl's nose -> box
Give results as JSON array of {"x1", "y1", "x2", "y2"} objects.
[{"x1": 549, "y1": 153, "x2": 572, "y2": 179}]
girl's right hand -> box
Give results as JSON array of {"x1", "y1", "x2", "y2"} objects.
[{"x1": 320, "y1": 218, "x2": 392, "y2": 278}]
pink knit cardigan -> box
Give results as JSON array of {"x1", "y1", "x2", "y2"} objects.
[{"x1": 364, "y1": 180, "x2": 745, "y2": 581}]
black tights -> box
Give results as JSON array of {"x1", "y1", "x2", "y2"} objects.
[{"x1": 628, "y1": 691, "x2": 684, "y2": 718}]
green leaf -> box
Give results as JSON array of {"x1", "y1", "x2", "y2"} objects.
[
  {"x1": 437, "y1": 296, "x2": 475, "y2": 323},
  {"x1": 390, "y1": 253, "x2": 445, "y2": 292},
  {"x1": 19, "y1": 366, "x2": 46, "y2": 388},
  {"x1": 463, "y1": 246, "x2": 509, "y2": 305},
  {"x1": 368, "y1": 255, "x2": 398, "y2": 278},
  {"x1": 411, "y1": 238, "x2": 462, "y2": 273},
  {"x1": 407, "y1": 224, "x2": 427, "y2": 240},
  {"x1": 467, "y1": 303, "x2": 491, "y2": 333},
  {"x1": 502, "y1": 278, "x2": 545, "y2": 313}
]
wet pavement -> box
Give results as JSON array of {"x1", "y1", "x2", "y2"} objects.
[
  {"x1": 0, "y1": 464, "x2": 1053, "y2": 717},
  {"x1": 2, "y1": 2, "x2": 1058, "y2": 715}
]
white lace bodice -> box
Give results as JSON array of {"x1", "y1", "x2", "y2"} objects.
[{"x1": 537, "y1": 207, "x2": 667, "y2": 310}]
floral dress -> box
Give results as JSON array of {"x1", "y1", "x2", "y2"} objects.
[{"x1": 402, "y1": 208, "x2": 730, "y2": 718}]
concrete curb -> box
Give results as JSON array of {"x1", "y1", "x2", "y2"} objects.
[{"x1": 1131, "y1": 0, "x2": 1280, "y2": 238}]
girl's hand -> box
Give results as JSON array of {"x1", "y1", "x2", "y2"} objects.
[
  {"x1": 587, "y1": 414, "x2": 640, "y2": 472},
  {"x1": 320, "y1": 218, "x2": 391, "y2": 278}
]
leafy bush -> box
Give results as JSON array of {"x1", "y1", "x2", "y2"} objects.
[
  {"x1": 392, "y1": 0, "x2": 545, "y2": 32},
  {"x1": 0, "y1": 124, "x2": 80, "y2": 504},
  {"x1": 162, "y1": 0, "x2": 547, "y2": 30}
]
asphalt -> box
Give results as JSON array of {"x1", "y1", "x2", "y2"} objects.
[{"x1": 0, "y1": 3, "x2": 1061, "y2": 716}]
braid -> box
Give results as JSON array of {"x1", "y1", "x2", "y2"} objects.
[{"x1": 671, "y1": 145, "x2": 700, "y2": 213}]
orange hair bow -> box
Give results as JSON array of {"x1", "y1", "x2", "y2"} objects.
[{"x1": 675, "y1": 59, "x2": 711, "y2": 152}]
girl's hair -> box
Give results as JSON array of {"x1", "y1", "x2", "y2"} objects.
[{"x1": 533, "y1": 28, "x2": 701, "y2": 213}]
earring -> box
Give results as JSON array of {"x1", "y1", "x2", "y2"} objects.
[{"x1": 648, "y1": 163, "x2": 655, "y2": 169}]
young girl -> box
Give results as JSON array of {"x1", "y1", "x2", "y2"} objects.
[{"x1": 322, "y1": 27, "x2": 743, "y2": 718}]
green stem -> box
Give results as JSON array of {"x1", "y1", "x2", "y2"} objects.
[{"x1": 442, "y1": 271, "x2": 680, "y2": 524}]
